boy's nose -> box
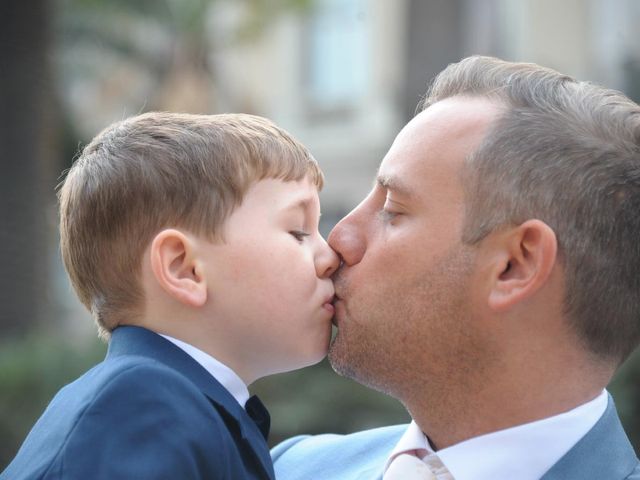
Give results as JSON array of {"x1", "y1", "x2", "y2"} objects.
[{"x1": 316, "y1": 237, "x2": 340, "y2": 278}]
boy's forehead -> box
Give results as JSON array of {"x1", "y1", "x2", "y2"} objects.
[
  {"x1": 243, "y1": 177, "x2": 320, "y2": 210},
  {"x1": 278, "y1": 183, "x2": 321, "y2": 216},
  {"x1": 287, "y1": 198, "x2": 324, "y2": 220}
]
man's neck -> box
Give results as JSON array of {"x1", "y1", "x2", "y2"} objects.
[{"x1": 404, "y1": 363, "x2": 612, "y2": 450}]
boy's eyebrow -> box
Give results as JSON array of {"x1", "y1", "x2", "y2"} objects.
[
  {"x1": 376, "y1": 173, "x2": 414, "y2": 198},
  {"x1": 283, "y1": 197, "x2": 315, "y2": 214}
]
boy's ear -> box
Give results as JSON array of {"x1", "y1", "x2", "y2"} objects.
[
  {"x1": 486, "y1": 219, "x2": 558, "y2": 312},
  {"x1": 149, "y1": 229, "x2": 207, "y2": 308}
]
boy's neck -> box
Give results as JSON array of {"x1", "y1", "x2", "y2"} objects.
[{"x1": 127, "y1": 316, "x2": 258, "y2": 385}]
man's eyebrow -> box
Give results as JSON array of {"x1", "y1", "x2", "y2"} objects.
[{"x1": 376, "y1": 174, "x2": 414, "y2": 198}]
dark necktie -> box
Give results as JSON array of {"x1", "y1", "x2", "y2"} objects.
[{"x1": 245, "y1": 395, "x2": 270, "y2": 440}]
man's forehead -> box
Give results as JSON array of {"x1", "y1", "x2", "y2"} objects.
[
  {"x1": 376, "y1": 121, "x2": 447, "y2": 197},
  {"x1": 377, "y1": 96, "x2": 502, "y2": 192},
  {"x1": 407, "y1": 96, "x2": 504, "y2": 141}
]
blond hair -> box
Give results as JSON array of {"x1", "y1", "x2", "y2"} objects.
[{"x1": 58, "y1": 112, "x2": 323, "y2": 338}]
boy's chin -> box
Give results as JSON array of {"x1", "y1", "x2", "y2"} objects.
[
  {"x1": 277, "y1": 349, "x2": 329, "y2": 375},
  {"x1": 250, "y1": 345, "x2": 330, "y2": 382}
]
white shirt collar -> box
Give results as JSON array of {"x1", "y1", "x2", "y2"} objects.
[
  {"x1": 160, "y1": 334, "x2": 250, "y2": 409},
  {"x1": 385, "y1": 389, "x2": 608, "y2": 480}
]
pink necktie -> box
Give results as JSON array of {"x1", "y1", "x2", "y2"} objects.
[{"x1": 383, "y1": 450, "x2": 455, "y2": 480}]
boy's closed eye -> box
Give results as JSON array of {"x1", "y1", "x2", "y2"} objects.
[{"x1": 290, "y1": 230, "x2": 310, "y2": 242}]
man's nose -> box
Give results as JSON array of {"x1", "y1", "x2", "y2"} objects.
[{"x1": 327, "y1": 211, "x2": 366, "y2": 267}]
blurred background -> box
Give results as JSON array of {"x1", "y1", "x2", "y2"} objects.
[{"x1": 2, "y1": 0, "x2": 640, "y2": 468}]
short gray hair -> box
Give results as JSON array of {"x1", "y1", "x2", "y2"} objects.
[{"x1": 422, "y1": 56, "x2": 640, "y2": 363}]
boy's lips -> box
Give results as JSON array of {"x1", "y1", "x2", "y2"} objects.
[{"x1": 322, "y1": 294, "x2": 336, "y2": 315}]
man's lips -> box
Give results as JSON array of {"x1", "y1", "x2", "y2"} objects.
[{"x1": 330, "y1": 295, "x2": 344, "y2": 326}]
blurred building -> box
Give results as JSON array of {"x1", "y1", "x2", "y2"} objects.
[
  {"x1": 205, "y1": 0, "x2": 640, "y2": 231},
  {"x1": 56, "y1": 0, "x2": 640, "y2": 324}
]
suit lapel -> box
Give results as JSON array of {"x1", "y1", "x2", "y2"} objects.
[
  {"x1": 541, "y1": 394, "x2": 638, "y2": 480},
  {"x1": 211, "y1": 399, "x2": 275, "y2": 479},
  {"x1": 107, "y1": 326, "x2": 275, "y2": 480}
]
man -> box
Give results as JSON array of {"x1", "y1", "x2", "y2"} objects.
[{"x1": 272, "y1": 56, "x2": 640, "y2": 479}]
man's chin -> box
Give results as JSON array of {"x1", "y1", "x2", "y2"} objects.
[
  {"x1": 327, "y1": 335, "x2": 351, "y2": 377},
  {"x1": 328, "y1": 334, "x2": 399, "y2": 398},
  {"x1": 327, "y1": 333, "x2": 366, "y2": 383}
]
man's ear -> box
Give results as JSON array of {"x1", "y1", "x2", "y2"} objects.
[
  {"x1": 487, "y1": 220, "x2": 558, "y2": 312},
  {"x1": 149, "y1": 229, "x2": 207, "y2": 308}
]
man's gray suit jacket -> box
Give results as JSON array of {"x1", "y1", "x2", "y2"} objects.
[{"x1": 272, "y1": 395, "x2": 639, "y2": 480}]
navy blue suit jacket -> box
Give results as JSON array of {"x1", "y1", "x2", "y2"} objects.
[
  {"x1": 2, "y1": 326, "x2": 275, "y2": 480},
  {"x1": 272, "y1": 394, "x2": 640, "y2": 479}
]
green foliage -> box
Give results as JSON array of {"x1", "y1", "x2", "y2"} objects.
[{"x1": 0, "y1": 332, "x2": 106, "y2": 469}]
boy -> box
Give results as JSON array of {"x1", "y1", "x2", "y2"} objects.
[{"x1": 2, "y1": 112, "x2": 338, "y2": 479}]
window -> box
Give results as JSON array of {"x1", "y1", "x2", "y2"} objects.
[{"x1": 305, "y1": 0, "x2": 369, "y2": 113}]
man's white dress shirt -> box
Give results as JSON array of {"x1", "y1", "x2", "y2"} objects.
[{"x1": 384, "y1": 390, "x2": 608, "y2": 480}]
